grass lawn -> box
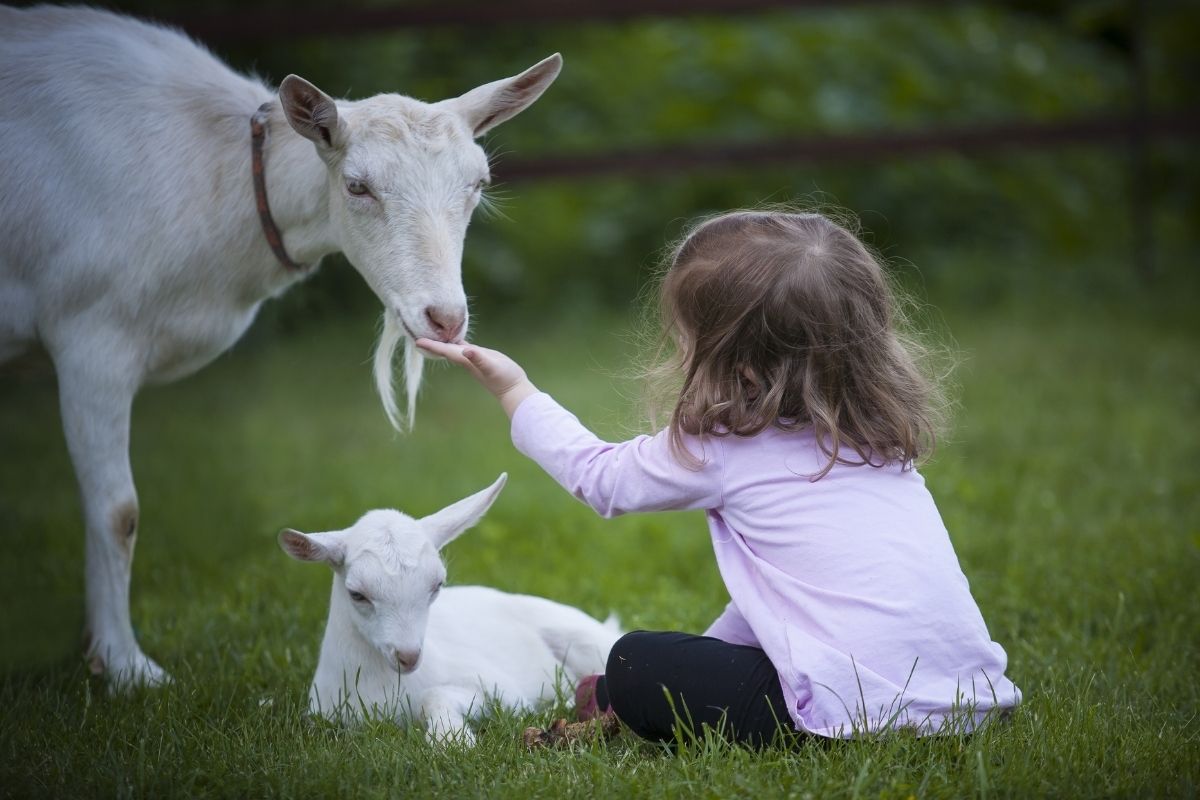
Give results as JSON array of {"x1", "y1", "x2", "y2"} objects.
[{"x1": 0, "y1": 284, "x2": 1197, "y2": 798}]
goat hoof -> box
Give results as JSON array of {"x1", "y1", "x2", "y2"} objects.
[
  {"x1": 101, "y1": 651, "x2": 172, "y2": 692},
  {"x1": 427, "y1": 725, "x2": 476, "y2": 748}
]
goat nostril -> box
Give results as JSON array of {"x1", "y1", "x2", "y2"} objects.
[
  {"x1": 424, "y1": 306, "x2": 466, "y2": 343},
  {"x1": 394, "y1": 650, "x2": 420, "y2": 671}
]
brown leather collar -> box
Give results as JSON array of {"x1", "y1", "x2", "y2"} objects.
[{"x1": 250, "y1": 102, "x2": 305, "y2": 273}]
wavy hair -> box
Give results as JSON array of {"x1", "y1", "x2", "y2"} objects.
[{"x1": 645, "y1": 210, "x2": 946, "y2": 478}]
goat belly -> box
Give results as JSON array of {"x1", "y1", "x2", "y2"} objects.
[{"x1": 143, "y1": 301, "x2": 263, "y2": 384}]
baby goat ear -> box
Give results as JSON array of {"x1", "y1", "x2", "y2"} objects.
[
  {"x1": 421, "y1": 473, "x2": 507, "y2": 550},
  {"x1": 442, "y1": 54, "x2": 562, "y2": 137},
  {"x1": 278, "y1": 528, "x2": 345, "y2": 566}
]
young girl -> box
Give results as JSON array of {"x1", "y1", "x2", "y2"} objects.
[{"x1": 418, "y1": 210, "x2": 1021, "y2": 745}]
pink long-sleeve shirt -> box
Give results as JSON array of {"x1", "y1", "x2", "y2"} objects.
[{"x1": 511, "y1": 392, "x2": 1021, "y2": 737}]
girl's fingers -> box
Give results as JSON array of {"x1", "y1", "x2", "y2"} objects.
[
  {"x1": 414, "y1": 337, "x2": 451, "y2": 355},
  {"x1": 416, "y1": 338, "x2": 468, "y2": 364},
  {"x1": 463, "y1": 346, "x2": 501, "y2": 374},
  {"x1": 416, "y1": 338, "x2": 518, "y2": 396},
  {"x1": 462, "y1": 347, "x2": 489, "y2": 369},
  {"x1": 458, "y1": 348, "x2": 490, "y2": 373},
  {"x1": 418, "y1": 339, "x2": 491, "y2": 385}
]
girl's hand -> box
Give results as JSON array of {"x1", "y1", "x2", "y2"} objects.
[{"x1": 416, "y1": 338, "x2": 539, "y2": 418}]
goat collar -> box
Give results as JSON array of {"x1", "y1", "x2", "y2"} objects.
[{"x1": 250, "y1": 102, "x2": 306, "y2": 273}]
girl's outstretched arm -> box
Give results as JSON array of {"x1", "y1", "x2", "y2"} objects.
[
  {"x1": 416, "y1": 339, "x2": 539, "y2": 418},
  {"x1": 416, "y1": 338, "x2": 723, "y2": 517}
]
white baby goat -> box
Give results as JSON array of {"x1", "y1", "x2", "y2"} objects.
[
  {"x1": 279, "y1": 474, "x2": 621, "y2": 745},
  {"x1": 0, "y1": 5, "x2": 561, "y2": 688}
]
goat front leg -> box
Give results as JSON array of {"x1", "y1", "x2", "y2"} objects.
[
  {"x1": 421, "y1": 687, "x2": 478, "y2": 747},
  {"x1": 56, "y1": 349, "x2": 168, "y2": 689}
]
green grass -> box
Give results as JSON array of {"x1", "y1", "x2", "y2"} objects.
[{"x1": 0, "y1": 286, "x2": 1197, "y2": 798}]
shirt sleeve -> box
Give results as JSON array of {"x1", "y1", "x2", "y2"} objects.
[
  {"x1": 510, "y1": 392, "x2": 723, "y2": 518},
  {"x1": 704, "y1": 602, "x2": 761, "y2": 648}
]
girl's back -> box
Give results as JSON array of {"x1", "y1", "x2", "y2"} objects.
[{"x1": 712, "y1": 426, "x2": 1014, "y2": 735}]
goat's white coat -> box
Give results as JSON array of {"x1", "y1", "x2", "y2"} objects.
[
  {"x1": 0, "y1": 4, "x2": 561, "y2": 687},
  {"x1": 280, "y1": 475, "x2": 621, "y2": 744}
]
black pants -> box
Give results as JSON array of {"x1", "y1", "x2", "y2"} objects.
[{"x1": 598, "y1": 630, "x2": 791, "y2": 747}]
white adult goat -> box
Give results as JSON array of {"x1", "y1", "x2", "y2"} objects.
[
  {"x1": 279, "y1": 474, "x2": 620, "y2": 744},
  {"x1": 0, "y1": 5, "x2": 561, "y2": 688}
]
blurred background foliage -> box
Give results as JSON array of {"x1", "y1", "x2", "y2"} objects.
[{"x1": 61, "y1": 1, "x2": 1200, "y2": 323}]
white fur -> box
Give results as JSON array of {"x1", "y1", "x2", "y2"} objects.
[
  {"x1": 280, "y1": 475, "x2": 622, "y2": 745},
  {"x1": 0, "y1": 4, "x2": 561, "y2": 687}
]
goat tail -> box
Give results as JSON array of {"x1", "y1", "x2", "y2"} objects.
[{"x1": 372, "y1": 311, "x2": 424, "y2": 431}]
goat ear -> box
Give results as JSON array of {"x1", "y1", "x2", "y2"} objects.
[
  {"x1": 279, "y1": 75, "x2": 343, "y2": 150},
  {"x1": 443, "y1": 54, "x2": 562, "y2": 138},
  {"x1": 278, "y1": 528, "x2": 345, "y2": 566},
  {"x1": 421, "y1": 473, "x2": 507, "y2": 549}
]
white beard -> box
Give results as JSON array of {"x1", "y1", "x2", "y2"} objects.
[{"x1": 372, "y1": 310, "x2": 424, "y2": 431}]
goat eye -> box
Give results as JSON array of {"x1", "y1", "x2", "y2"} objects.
[
  {"x1": 346, "y1": 180, "x2": 371, "y2": 197},
  {"x1": 431, "y1": 581, "x2": 444, "y2": 596},
  {"x1": 348, "y1": 590, "x2": 369, "y2": 604}
]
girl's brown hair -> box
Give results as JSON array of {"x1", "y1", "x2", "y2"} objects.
[{"x1": 648, "y1": 210, "x2": 945, "y2": 478}]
